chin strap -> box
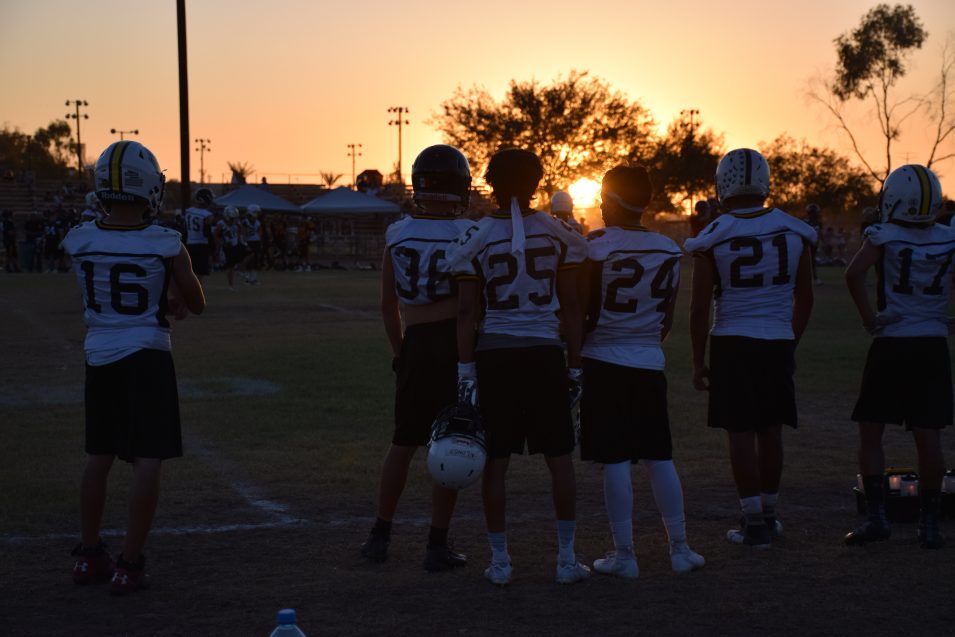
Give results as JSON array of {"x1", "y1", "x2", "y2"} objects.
[{"x1": 509, "y1": 196, "x2": 526, "y2": 257}]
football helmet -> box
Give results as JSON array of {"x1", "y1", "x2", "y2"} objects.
[
  {"x1": 879, "y1": 164, "x2": 942, "y2": 224},
  {"x1": 715, "y1": 148, "x2": 770, "y2": 204},
  {"x1": 194, "y1": 187, "x2": 215, "y2": 206},
  {"x1": 550, "y1": 191, "x2": 573, "y2": 214},
  {"x1": 247, "y1": 204, "x2": 262, "y2": 217},
  {"x1": 412, "y1": 145, "x2": 472, "y2": 207},
  {"x1": 94, "y1": 141, "x2": 165, "y2": 213},
  {"x1": 224, "y1": 205, "x2": 239, "y2": 219},
  {"x1": 427, "y1": 403, "x2": 487, "y2": 490}
]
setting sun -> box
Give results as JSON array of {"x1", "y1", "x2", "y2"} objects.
[{"x1": 567, "y1": 178, "x2": 601, "y2": 209}]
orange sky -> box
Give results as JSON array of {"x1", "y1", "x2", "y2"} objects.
[{"x1": 2, "y1": 0, "x2": 954, "y2": 199}]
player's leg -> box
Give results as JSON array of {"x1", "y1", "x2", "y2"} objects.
[
  {"x1": 73, "y1": 454, "x2": 116, "y2": 584},
  {"x1": 726, "y1": 430, "x2": 771, "y2": 547},
  {"x1": 110, "y1": 458, "x2": 160, "y2": 595},
  {"x1": 845, "y1": 422, "x2": 891, "y2": 545},
  {"x1": 481, "y1": 456, "x2": 512, "y2": 584},
  {"x1": 756, "y1": 425, "x2": 784, "y2": 536},
  {"x1": 645, "y1": 459, "x2": 705, "y2": 572},
  {"x1": 593, "y1": 460, "x2": 639, "y2": 578},
  {"x1": 912, "y1": 427, "x2": 946, "y2": 549},
  {"x1": 362, "y1": 444, "x2": 416, "y2": 562}
]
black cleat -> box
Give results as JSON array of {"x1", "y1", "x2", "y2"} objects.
[
  {"x1": 918, "y1": 513, "x2": 946, "y2": 550},
  {"x1": 361, "y1": 533, "x2": 390, "y2": 562},
  {"x1": 844, "y1": 519, "x2": 891, "y2": 546},
  {"x1": 424, "y1": 544, "x2": 467, "y2": 572}
]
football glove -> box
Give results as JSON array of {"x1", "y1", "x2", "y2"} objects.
[{"x1": 457, "y1": 361, "x2": 478, "y2": 407}]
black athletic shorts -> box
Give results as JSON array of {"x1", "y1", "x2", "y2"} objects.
[
  {"x1": 580, "y1": 358, "x2": 672, "y2": 463},
  {"x1": 186, "y1": 243, "x2": 210, "y2": 276},
  {"x1": 851, "y1": 336, "x2": 953, "y2": 430},
  {"x1": 85, "y1": 349, "x2": 183, "y2": 462},
  {"x1": 224, "y1": 244, "x2": 247, "y2": 268},
  {"x1": 708, "y1": 335, "x2": 797, "y2": 432},
  {"x1": 476, "y1": 345, "x2": 575, "y2": 458},
  {"x1": 393, "y1": 318, "x2": 458, "y2": 446}
]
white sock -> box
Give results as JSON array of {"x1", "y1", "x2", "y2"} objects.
[
  {"x1": 488, "y1": 531, "x2": 508, "y2": 564},
  {"x1": 557, "y1": 519, "x2": 576, "y2": 563},
  {"x1": 740, "y1": 495, "x2": 763, "y2": 526},
  {"x1": 645, "y1": 459, "x2": 687, "y2": 545},
  {"x1": 603, "y1": 461, "x2": 633, "y2": 555}
]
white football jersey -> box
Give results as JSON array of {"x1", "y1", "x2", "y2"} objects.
[
  {"x1": 216, "y1": 220, "x2": 241, "y2": 247},
  {"x1": 385, "y1": 215, "x2": 474, "y2": 306},
  {"x1": 865, "y1": 222, "x2": 955, "y2": 337},
  {"x1": 583, "y1": 226, "x2": 682, "y2": 370},
  {"x1": 449, "y1": 211, "x2": 587, "y2": 340},
  {"x1": 684, "y1": 207, "x2": 817, "y2": 340},
  {"x1": 184, "y1": 207, "x2": 212, "y2": 245},
  {"x1": 243, "y1": 218, "x2": 262, "y2": 242},
  {"x1": 61, "y1": 221, "x2": 183, "y2": 365}
]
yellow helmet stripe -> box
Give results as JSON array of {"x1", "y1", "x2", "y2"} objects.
[
  {"x1": 913, "y1": 165, "x2": 932, "y2": 219},
  {"x1": 109, "y1": 141, "x2": 130, "y2": 192}
]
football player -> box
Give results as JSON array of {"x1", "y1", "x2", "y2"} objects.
[
  {"x1": 448, "y1": 148, "x2": 590, "y2": 585},
  {"x1": 844, "y1": 165, "x2": 953, "y2": 549},
  {"x1": 184, "y1": 187, "x2": 215, "y2": 280},
  {"x1": 580, "y1": 166, "x2": 704, "y2": 578},
  {"x1": 243, "y1": 204, "x2": 264, "y2": 278},
  {"x1": 685, "y1": 148, "x2": 816, "y2": 548},
  {"x1": 215, "y1": 206, "x2": 247, "y2": 290},
  {"x1": 61, "y1": 141, "x2": 205, "y2": 595},
  {"x1": 550, "y1": 191, "x2": 582, "y2": 233},
  {"x1": 362, "y1": 145, "x2": 475, "y2": 571}
]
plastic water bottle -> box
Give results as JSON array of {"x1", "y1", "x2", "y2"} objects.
[{"x1": 269, "y1": 609, "x2": 306, "y2": 636}]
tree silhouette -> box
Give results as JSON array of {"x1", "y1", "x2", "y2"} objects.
[
  {"x1": 430, "y1": 70, "x2": 656, "y2": 198},
  {"x1": 227, "y1": 160, "x2": 254, "y2": 185},
  {"x1": 319, "y1": 171, "x2": 344, "y2": 189}
]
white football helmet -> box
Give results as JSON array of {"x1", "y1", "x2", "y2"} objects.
[
  {"x1": 94, "y1": 141, "x2": 165, "y2": 213},
  {"x1": 427, "y1": 404, "x2": 487, "y2": 490},
  {"x1": 880, "y1": 164, "x2": 942, "y2": 224},
  {"x1": 550, "y1": 191, "x2": 573, "y2": 214},
  {"x1": 247, "y1": 204, "x2": 262, "y2": 217},
  {"x1": 715, "y1": 148, "x2": 770, "y2": 204},
  {"x1": 224, "y1": 205, "x2": 239, "y2": 219}
]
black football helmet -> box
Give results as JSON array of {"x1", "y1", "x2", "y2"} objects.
[
  {"x1": 194, "y1": 187, "x2": 215, "y2": 207},
  {"x1": 412, "y1": 145, "x2": 471, "y2": 207}
]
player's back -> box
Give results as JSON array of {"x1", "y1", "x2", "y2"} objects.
[
  {"x1": 385, "y1": 214, "x2": 473, "y2": 306},
  {"x1": 684, "y1": 207, "x2": 816, "y2": 340},
  {"x1": 584, "y1": 226, "x2": 682, "y2": 350},
  {"x1": 452, "y1": 210, "x2": 586, "y2": 340},
  {"x1": 61, "y1": 220, "x2": 182, "y2": 363},
  {"x1": 184, "y1": 207, "x2": 211, "y2": 245},
  {"x1": 867, "y1": 222, "x2": 955, "y2": 337}
]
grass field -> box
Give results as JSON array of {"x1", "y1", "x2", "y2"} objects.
[{"x1": 2, "y1": 263, "x2": 954, "y2": 636}]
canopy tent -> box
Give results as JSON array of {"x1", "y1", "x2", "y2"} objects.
[
  {"x1": 300, "y1": 186, "x2": 400, "y2": 214},
  {"x1": 213, "y1": 185, "x2": 301, "y2": 213}
]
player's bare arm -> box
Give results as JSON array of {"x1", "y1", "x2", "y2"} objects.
[
  {"x1": 845, "y1": 238, "x2": 881, "y2": 332},
  {"x1": 456, "y1": 278, "x2": 480, "y2": 364},
  {"x1": 557, "y1": 267, "x2": 583, "y2": 368},
  {"x1": 689, "y1": 252, "x2": 713, "y2": 390},
  {"x1": 171, "y1": 244, "x2": 205, "y2": 315},
  {"x1": 379, "y1": 248, "x2": 402, "y2": 357},
  {"x1": 791, "y1": 242, "x2": 815, "y2": 343}
]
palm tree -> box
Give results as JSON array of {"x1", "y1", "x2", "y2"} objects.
[
  {"x1": 320, "y1": 171, "x2": 343, "y2": 189},
  {"x1": 227, "y1": 160, "x2": 254, "y2": 185}
]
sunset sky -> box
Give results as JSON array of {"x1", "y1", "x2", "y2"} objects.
[{"x1": 2, "y1": 0, "x2": 954, "y2": 200}]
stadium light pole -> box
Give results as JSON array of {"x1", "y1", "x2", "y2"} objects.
[
  {"x1": 65, "y1": 99, "x2": 89, "y2": 174},
  {"x1": 347, "y1": 143, "x2": 362, "y2": 190},
  {"x1": 195, "y1": 138, "x2": 211, "y2": 184},
  {"x1": 177, "y1": 0, "x2": 191, "y2": 212},
  {"x1": 110, "y1": 128, "x2": 139, "y2": 141},
  {"x1": 387, "y1": 106, "x2": 410, "y2": 185}
]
